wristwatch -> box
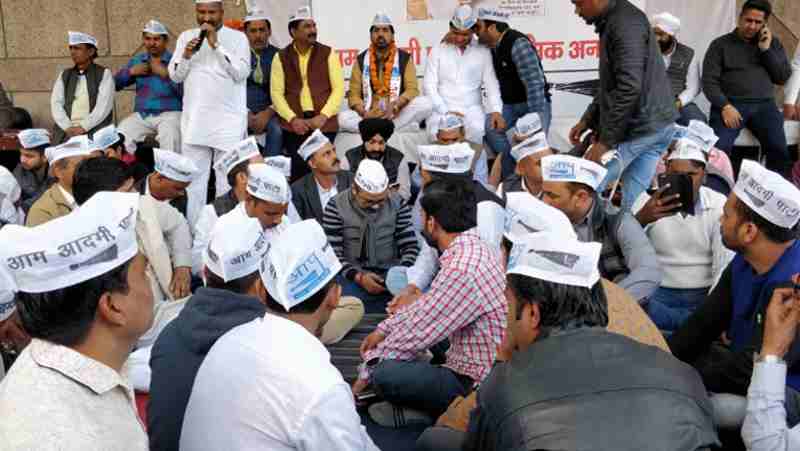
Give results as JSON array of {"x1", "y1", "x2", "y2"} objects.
[{"x1": 754, "y1": 353, "x2": 785, "y2": 364}]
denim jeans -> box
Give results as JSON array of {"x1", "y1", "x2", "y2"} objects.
[
  {"x1": 261, "y1": 115, "x2": 284, "y2": 157},
  {"x1": 372, "y1": 360, "x2": 472, "y2": 417},
  {"x1": 709, "y1": 100, "x2": 791, "y2": 177},
  {"x1": 598, "y1": 124, "x2": 676, "y2": 212},
  {"x1": 645, "y1": 286, "x2": 708, "y2": 333},
  {"x1": 676, "y1": 103, "x2": 708, "y2": 127},
  {"x1": 485, "y1": 102, "x2": 552, "y2": 181},
  {"x1": 339, "y1": 276, "x2": 392, "y2": 314}
]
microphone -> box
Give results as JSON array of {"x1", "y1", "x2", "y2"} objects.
[{"x1": 194, "y1": 29, "x2": 207, "y2": 52}]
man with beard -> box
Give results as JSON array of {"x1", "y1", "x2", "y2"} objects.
[
  {"x1": 651, "y1": 13, "x2": 706, "y2": 126},
  {"x1": 13, "y1": 129, "x2": 51, "y2": 214},
  {"x1": 243, "y1": 9, "x2": 282, "y2": 157},
  {"x1": 50, "y1": 32, "x2": 115, "y2": 144},
  {"x1": 339, "y1": 13, "x2": 432, "y2": 134},
  {"x1": 344, "y1": 118, "x2": 411, "y2": 202},
  {"x1": 472, "y1": 7, "x2": 551, "y2": 182},
  {"x1": 115, "y1": 20, "x2": 183, "y2": 155},
  {"x1": 169, "y1": 0, "x2": 250, "y2": 227},
  {"x1": 271, "y1": 6, "x2": 344, "y2": 182},
  {"x1": 291, "y1": 130, "x2": 354, "y2": 224},
  {"x1": 669, "y1": 160, "x2": 800, "y2": 428}
]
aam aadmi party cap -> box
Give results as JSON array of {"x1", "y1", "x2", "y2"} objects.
[
  {"x1": 372, "y1": 12, "x2": 392, "y2": 26},
  {"x1": 298, "y1": 129, "x2": 331, "y2": 161},
  {"x1": 204, "y1": 207, "x2": 269, "y2": 282},
  {"x1": 68, "y1": 31, "x2": 98, "y2": 47},
  {"x1": 685, "y1": 120, "x2": 719, "y2": 150},
  {"x1": 216, "y1": 137, "x2": 262, "y2": 176},
  {"x1": 652, "y1": 12, "x2": 681, "y2": 36},
  {"x1": 735, "y1": 160, "x2": 800, "y2": 229},
  {"x1": 668, "y1": 137, "x2": 707, "y2": 164},
  {"x1": 143, "y1": 19, "x2": 169, "y2": 35},
  {"x1": 504, "y1": 191, "x2": 576, "y2": 243},
  {"x1": 507, "y1": 232, "x2": 602, "y2": 288},
  {"x1": 0, "y1": 192, "x2": 139, "y2": 294},
  {"x1": 0, "y1": 280, "x2": 14, "y2": 322},
  {"x1": 355, "y1": 159, "x2": 389, "y2": 194},
  {"x1": 92, "y1": 124, "x2": 123, "y2": 150},
  {"x1": 45, "y1": 135, "x2": 92, "y2": 165},
  {"x1": 0, "y1": 166, "x2": 21, "y2": 227},
  {"x1": 247, "y1": 163, "x2": 291, "y2": 204},
  {"x1": 154, "y1": 148, "x2": 198, "y2": 183},
  {"x1": 244, "y1": 0, "x2": 271, "y2": 23},
  {"x1": 451, "y1": 5, "x2": 476, "y2": 31},
  {"x1": 419, "y1": 143, "x2": 474, "y2": 174},
  {"x1": 18, "y1": 129, "x2": 50, "y2": 149},
  {"x1": 511, "y1": 131, "x2": 549, "y2": 162},
  {"x1": 477, "y1": 7, "x2": 510, "y2": 23},
  {"x1": 260, "y1": 219, "x2": 341, "y2": 311},
  {"x1": 264, "y1": 156, "x2": 291, "y2": 179},
  {"x1": 438, "y1": 113, "x2": 464, "y2": 132},
  {"x1": 541, "y1": 154, "x2": 608, "y2": 192},
  {"x1": 515, "y1": 113, "x2": 543, "y2": 138},
  {"x1": 289, "y1": 5, "x2": 313, "y2": 23}
]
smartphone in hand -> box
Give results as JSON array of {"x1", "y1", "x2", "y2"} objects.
[{"x1": 657, "y1": 173, "x2": 695, "y2": 216}]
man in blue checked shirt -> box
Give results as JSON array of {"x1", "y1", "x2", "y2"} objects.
[{"x1": 115, "y1": 20, "x2": 183, "y2": 154}]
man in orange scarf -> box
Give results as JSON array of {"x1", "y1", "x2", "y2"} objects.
[{"x1": 339, "y1": 13, "x2": 432, "y2": 134}]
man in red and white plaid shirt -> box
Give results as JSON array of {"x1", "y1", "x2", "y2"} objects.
[{"x1": 353, "y1": 178, "x2": 507, "y2": 423}]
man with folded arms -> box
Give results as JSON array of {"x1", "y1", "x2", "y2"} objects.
[{"x1": 0, "y1": 192, "x2": 151, "y2": 449}]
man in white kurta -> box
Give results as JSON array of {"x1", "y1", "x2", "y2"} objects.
[
  {"x1": 169, "y1": 0, "x2": 251, "y2": 227},
  {"x1": 423, "y1": 6, "x2": 503, "y2": 145},
  {"x1": 784, "y1": 44, "x2": 800, "y2": 120}
]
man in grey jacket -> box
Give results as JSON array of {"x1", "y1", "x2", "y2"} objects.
[{"x1": 569, "y1": 0, "x2": 678, "y2": 212}]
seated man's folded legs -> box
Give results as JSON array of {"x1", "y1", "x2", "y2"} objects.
[
  {"x1": 154, "y1": 111, "x2": 182, "y2": 153},
  {"x1": 393, "y1": 96, "x2": 433, "y2": 131},
  {"x1": 320, "y1": 296, "x2": 365, "y2": 345}
]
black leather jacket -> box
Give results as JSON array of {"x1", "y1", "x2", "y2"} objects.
[
  {"x1": 466, "y1": 328, "x2": 719, "y2": 451},
  {"x1": 580, "y1": 0, "x2": 678, "y2": 147}
]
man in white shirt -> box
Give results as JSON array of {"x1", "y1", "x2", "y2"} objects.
[
  {"x1": 423, "y1": 5, "x2": 504, "y2": 146},
  {"x1": 784, "y1": 44, "x2": 800, "y2": 121},
  {"x1": 742, "y1": 279, "x2": 800, "y2": 451},
  {"x1": 180, "y1": 219, "x2": 379, "y2": 451},
  {"x1": 0, "y1": 192, "x2": 150, "y2": 450},
  {"x1": 633, "y1": 136, "x2": 734, "y2": 332},
  {"x1": 169, "y1": 0, "x2": 251, "y2": 227},
  {"x1": 652, "y1": 13, "x2": 707, "y2": 126},
  {"x1": 51, "y1": 31, "x2": 115, "y2": 145}
]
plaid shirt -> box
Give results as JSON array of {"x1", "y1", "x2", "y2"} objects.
[
  {"x1": 511, "y1": 38, "x2": 548, "y2": 115},
  {"x1": 360, "y1": 230, "x2": 507, "y2": 383},
  {"x1": 115, "y1": 51, "x2": 182, "y2": 117}
]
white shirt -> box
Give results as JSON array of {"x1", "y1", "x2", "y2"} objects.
[
  {"x1": 742, "y1": 362, "x2": 800, "y2": 451},
  {"x1": 58, "y1": 184, "x2": 77, "y2": 210},
  {"x1": 169, "y1": 26, "x2": 250, "y2": 149},
  {"x1": 0, "y1": 339, "x2": 148, "y2": 450},
  {"x1": 662, "y1": 44, "x2": 702, "y2": 108},
  {"x1": 316, "y1": 179, "x2": 339, "y2": 212},
  {"x1": 180, "y1": 314, "x2": 379, "y2": 451},
  {"x1": 423, "y1": 41, "x2": 502, "y2": 116},
  {"x1": 633, "y1": 186, "x2": 734, "y2": 289},
  {"x1": 785, "y1": 44, "x2": 800, "y2": 106},
  {"x1": 51, "y1": 68, "x2": 115, "y2": 132}
]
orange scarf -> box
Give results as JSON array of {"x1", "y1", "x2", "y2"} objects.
[{"x1": 369, "y1": 43, "x2": 396, "y2": 98}]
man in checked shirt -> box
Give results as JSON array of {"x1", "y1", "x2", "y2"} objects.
[{"x1": 353, "y1": 178, "x2": 507, "y2": 426}]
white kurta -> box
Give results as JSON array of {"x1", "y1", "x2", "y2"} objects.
[
  {"x1": 785, "y1": 44, "x2": 800, "y2": 106},
  {"x1": 169, "y1": 26, "x2": 250, "y2": 149},
  {"x1": 662, "y1": 47, "x2": 702, "y2": 107},
  {"x1": 180, "y1": 315, "x2": 379, "y2": 451},
  {"x1": 51, "y1": 68, "x2": 115, "y2": 132}
]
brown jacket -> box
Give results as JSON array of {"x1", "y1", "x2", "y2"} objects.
[
  {"x1": 25, "y1": 184, "x2": 74, "y2": 227},
  {"x1": 278, "y1": 43, "x2": 338, "y2": 133}
]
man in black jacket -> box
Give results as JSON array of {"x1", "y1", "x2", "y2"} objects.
[
  {"x1": 462, "y1": 233, "x2": 718, "y2": 451},
  {"x1": 344, "y1": 118, "x2": 410, "y2": 202},
  {"x1": 703, "y1": 0, "x2": 793, "y2": 178},
  {"x1": 569, "y1": 0, "x2": 678, "y2": 212}
]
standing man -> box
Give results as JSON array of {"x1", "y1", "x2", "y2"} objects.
[
  {"x1": 339, "y1": 13, "x2": 432, "y2": 133},
  {"x1": 569, "y1": 0, "x2": 677, "y2": 212},
  {"x1": 169, "y1": 0, "x2": 251, "y2": 227},
  {"x1": 243, "y1": 9, "x2": 282, "y2": 156},
  {"x1": 115, "y1": 20, "x2": 183, "y2": 155},
  {"x1": 51, "y1": 32, "x2": 115, "y2": 144},
  {"x1": 14, "y1": 129, "x2": 51, "y2": 214},
  {"x1": 703, "y1": 0, "x2": 793, "y2": 177},
  {"x1": 424, "y1": 5, "x2": 504, "y2": 146},
  {"x1": 652, "y1": 12, "x2": 706, "y2": 126},
  {"x1": 271, "y1": 6, "x2": 345, "y2": 182},
  {"x1": 473, "y1": 7, "x2": 552, "y2": 181}
]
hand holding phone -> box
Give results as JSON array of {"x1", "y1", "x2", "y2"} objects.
[{"x1": 758, "y1": 26, "x2": 772, "y2": 51}]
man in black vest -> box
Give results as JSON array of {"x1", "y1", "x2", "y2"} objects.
[
  {"x1": 473, "y1": 7, "x2": 551, "y2": 182},
  {"x1": 652, "y1": 12, "x2": 707, "y2": 126},
  {"x1": 344, "y1": 118, "x2": 410, "y2": 202},
  {"x1": 51, "y1": 32, "x2": 115, "y2": 144}
]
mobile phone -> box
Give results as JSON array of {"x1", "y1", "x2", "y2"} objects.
[{"x1": 657, "y1": 173, "x2": 694, "y2": 216}]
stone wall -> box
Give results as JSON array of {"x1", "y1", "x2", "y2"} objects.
[{"x1": 0, "y1": 0, "x2": 249, "y2": 130}]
